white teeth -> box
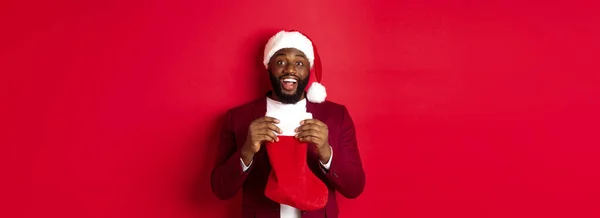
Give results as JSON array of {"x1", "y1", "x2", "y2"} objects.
[{"x1": 283, "y1": 78, "x2": 297, "y2": 83}]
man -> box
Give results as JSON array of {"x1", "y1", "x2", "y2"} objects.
[{"x1": 211, "y1": 30, "x2": 365, "y2": 218}]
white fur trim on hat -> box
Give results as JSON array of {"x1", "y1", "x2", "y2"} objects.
[
  {"x1": 263, "y1": 31, "x2": 315, "y2": 69},
  {"x1": 306, "y1": 82, "x2": 327, "y2": 103}
]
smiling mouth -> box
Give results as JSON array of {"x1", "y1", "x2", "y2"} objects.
[{"x1": 280, "y1": 78, "x2": 298, "y2": 92}]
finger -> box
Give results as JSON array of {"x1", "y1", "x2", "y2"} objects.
[
  {"x1": 252, "y1": 134, "x2": 276, "y2": 146},
  {"x1": 266, "y1": 123, "x2": 282, "y2": 134},
  {"x1": 295, "y1": 124, "x2": 321, "y2": 133},
  {"x1": 256, "y1": 129, "x2": 280, "y2": 141},
  {"x1": 298, "y1": 135, "x2": 321, "y2": 144},
  {"x1": 256, "y1": 123, "x2": 282, "y2": 134},
  {"x1": 296, "y1": 129, "x2": 323, "y2": 139},
  {"x1": 259, "y1": 116, "x2": 280, "y2": 124},
  {"x1": 257, "y1": 134, "x2": 277, "y2": 143},
  {"x1": 300, "y1": 119, "x2": 326, "y2": 128}
]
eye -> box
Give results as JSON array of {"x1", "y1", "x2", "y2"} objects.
[
  {"x1": 277, "y1": 60, "x2": 285, "y2": 65},
  {"x1": 295, "y1": 61, "x2": 304, "y2": 66}
]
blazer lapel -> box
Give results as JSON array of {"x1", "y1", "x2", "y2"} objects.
[
  {"x1": 306, "y1": 100, "x2": 321, "y2": 120},
  {"x1": 252, "y1": 94, "x2": 268, "y2": 120}
]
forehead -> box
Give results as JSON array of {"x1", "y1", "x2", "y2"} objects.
[{"x1": 273, "y1": 48, "x2": 307, "y2": 58}]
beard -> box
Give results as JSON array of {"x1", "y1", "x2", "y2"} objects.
[{"x1": 269, "y1": 71, "x2": 310, "y2": 104}]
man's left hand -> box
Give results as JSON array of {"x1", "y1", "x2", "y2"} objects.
[{"x1": 295, "y1": 119, "x2": 331, "y2": 164}]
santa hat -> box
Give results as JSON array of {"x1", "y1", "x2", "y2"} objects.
[{"x1": 263, "y1": 30, "x2": 327, "y2": 103}]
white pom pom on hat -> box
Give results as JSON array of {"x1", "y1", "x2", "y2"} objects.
[{"x1": 263, "y1": 30, "x2": 327, "y2": 103}]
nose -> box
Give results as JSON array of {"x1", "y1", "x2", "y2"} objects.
[{"x1": 283, "y1": 62, "x2": 297, "y2": 75}]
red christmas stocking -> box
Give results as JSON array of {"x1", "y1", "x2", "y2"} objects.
[{"x1": 264, "y1": 112, "x2": 328, "y2": 211}]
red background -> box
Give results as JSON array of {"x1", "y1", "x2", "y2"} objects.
[{"x1": 2, "y1": 0, "x2": 600, "y2": 217}]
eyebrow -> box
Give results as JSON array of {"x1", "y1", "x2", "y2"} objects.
[{"x1": 274, "y1": 53, "x2": 307, "y2": 58}]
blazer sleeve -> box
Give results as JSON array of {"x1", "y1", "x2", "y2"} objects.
[
  {"x1": 323, "y1": 106, "x2": 366, "y2": 199},
  {"x1": 210, "y1": 110, "x2": 252, "y2": 200}
]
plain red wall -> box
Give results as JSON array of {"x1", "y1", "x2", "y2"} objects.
[{"x1": 2, "y1": 0, "x2": 600, "y2": 217}]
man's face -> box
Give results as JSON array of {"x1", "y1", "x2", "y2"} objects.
[{"x1": 267, "y1": 48, "x2": 310, "y2": 104}]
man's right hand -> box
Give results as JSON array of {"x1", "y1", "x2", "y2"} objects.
[{"x1": 241, "y1": 116, "x2": 281, "y2": 166}]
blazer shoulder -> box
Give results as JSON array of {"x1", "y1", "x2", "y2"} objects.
[
  {"x1": 226, "y1": 98, "x2": 263, "y2": 115},
  {"x1": 320, "y1": 100, "x2": 349, "y2": 113}
]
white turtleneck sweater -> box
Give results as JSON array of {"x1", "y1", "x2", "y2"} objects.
[{"x1": 240, "y1": 97, "x2": 332, "y2": 218}]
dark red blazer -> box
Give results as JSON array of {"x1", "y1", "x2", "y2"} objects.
[{"x1": 211, "y1": 92, "x2": 366, "y2": 218}]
